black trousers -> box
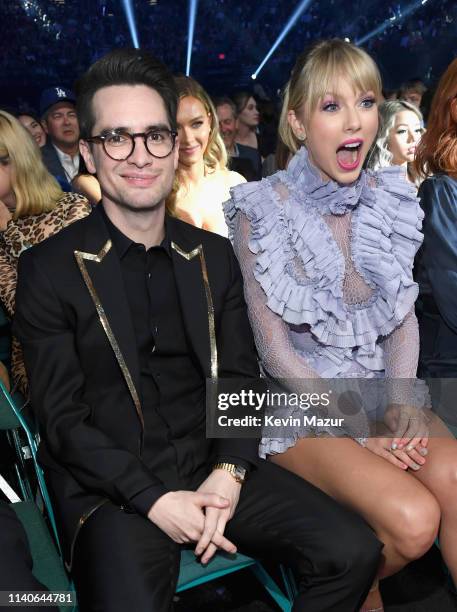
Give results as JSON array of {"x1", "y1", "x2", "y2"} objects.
[{"x1": 72, "y1": 460, "x2": 382, "y2": 612}]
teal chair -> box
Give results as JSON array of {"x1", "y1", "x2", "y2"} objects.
[
  {"x1": 177, "y1": 549, "x2": 293, "y2": 611},
  {"x1": 0, "y1": 381, "x2": 76, "y2": 612},
  {"x1": 0, "y1": 381, "x2": 294, "y2": 611}
]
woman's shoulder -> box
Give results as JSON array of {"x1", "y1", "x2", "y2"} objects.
[
  {"x1": 418, "y1": 173, "x2": 457, "y2": 204},
  {"x1": 3, "y1": 193, "x2": 91, "y2": 258},
  {"x1": 56, "y1": 191, "x2": 91, "y2": 216},
  {"x1": 204, "y1": 168, "x2": 245, "y2": 189}
]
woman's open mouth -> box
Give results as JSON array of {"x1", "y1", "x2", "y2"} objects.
[{"x1": 336, "y1": 139, "x2": 363, "y2": 171}]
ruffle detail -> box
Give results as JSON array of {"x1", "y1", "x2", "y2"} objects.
[
  {"x1": 225, "y1": 150, "x2": 424, "y2": 373},
  {"x1": 283, "y1": 146, "x2": 364, "y2": 215}
]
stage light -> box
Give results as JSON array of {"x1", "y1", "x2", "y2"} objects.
[
  {"x1": 21, "y1": 0, "x2": 53, "y2": 30},
  {"x1": 344, "y1": 37, "x2": 350, "y2": 42},
  {"x1": 186, "y1": 0, "x2": 199, "y2": 76},
  {"x1": 252, "y1": 0, "x2": 312, "y2": 80},
  {"x1": 356, "y1": 0, "x2": 433, "y2": 46},
  {"x1": 251, "y1": 74, "x2": 257, "y2": 80},
  {"x1": 120, "y1": 0, "x2": 140, "y2": 49}
]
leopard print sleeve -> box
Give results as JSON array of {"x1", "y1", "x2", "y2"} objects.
[
  {"x1": 61, "y1": 193, "x2": 92, "y2": 227},
  {"x1": 0, "y1": 193, "x2": 91, "y2": 317},
  {"x1": 0, "y1": 233, "x2": 18, "y2": 317}
]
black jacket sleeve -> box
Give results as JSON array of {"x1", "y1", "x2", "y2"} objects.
[{"x1": 13, "y1": 251, "x2": 168, "y2": 514}]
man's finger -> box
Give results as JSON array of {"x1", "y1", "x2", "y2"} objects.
[
  {"x1": 200, "y1": 542, "x2": 218, "y2": 565},
  {"x1": 210, "y1": 530, "x2": 236, "y2": 554},
  {"x1": 195, "y1": 508, "x2": 218, "y2": 556},
  {"x1": 194, "y1": 492, "x2": 230, "y2": 509}
]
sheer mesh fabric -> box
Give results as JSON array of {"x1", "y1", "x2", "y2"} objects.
[
  {"x1": 233, "y1": 213, "x2": 319, "y2": 379},
  {"x1": 323, "y1": 213, "x2": 374, "y2": 306},
  {"x1": 233, "y1": 185, "x2": 420, "y2": 382}
]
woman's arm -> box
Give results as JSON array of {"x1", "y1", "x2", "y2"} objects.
[{"x1": 232, "y1": 212, "x2": 319, "y2": 379}]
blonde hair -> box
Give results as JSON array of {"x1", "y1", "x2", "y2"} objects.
[
  {"x1": 368, "y1": 100, "x2": 424, "y2": 187},
  {"x1": 174, "y1": 75, "x2": 227, "y2": 170},
  {"x1": 167, "y1": 76, "x2": 227, "y2": 215},
  {"x1": 0, "y1": 110, "x2": 62, "y2": 219},
  {"x1": 279, "y1": 39, "x2": 382, "y2": 156}
]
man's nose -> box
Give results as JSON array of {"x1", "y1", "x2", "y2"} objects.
[{"x1": 127, "y1": 135, "x2": 153, "y2": 166}]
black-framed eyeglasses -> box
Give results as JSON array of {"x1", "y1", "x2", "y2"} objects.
[{"x1": 86, "y1": 128, "x2": 177, "y2": 161}]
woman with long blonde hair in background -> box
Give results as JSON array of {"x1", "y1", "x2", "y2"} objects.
[
  {"x1": 167, "y1": 76, "x2": 245, "y2": 237},
  {"x1": 0, "y1": 110, "x2": 90, "y2": 394}
]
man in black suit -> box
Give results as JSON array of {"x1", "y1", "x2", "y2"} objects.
[
  {"x1": 14, "y1": 50, "x2": 381, "y2": 612},
  {"x1": 40, "y1": 87, "x2": 81, "y2": 190}
]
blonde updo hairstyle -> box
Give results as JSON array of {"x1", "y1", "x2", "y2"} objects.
[
  {"x1": 279, "y1": 39, "x2": 382, "y2": 157},
  {"x1": 166, "y1": 76, "x2": 227, "y2": 215},
  {"x1": 0, "y1": 110, "x2": 62, "y2": 219}
]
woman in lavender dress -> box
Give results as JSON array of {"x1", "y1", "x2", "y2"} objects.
[{"x1": 226, "y1": 40, "x2": 457, "y2": 611}]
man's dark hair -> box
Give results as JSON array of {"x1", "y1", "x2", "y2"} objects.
[
  {"x1": 213, "y1": 96, "x2": 237, "y2": 118},
  {"x1": 75, "y1": 48, "x2": 178, "y2": 139}
]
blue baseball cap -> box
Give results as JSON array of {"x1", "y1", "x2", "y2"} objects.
[{"x1": 40, "y1": 86, "x2": 76, "y2": 117}]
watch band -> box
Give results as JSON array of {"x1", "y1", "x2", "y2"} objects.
[{"x1": 213, "y1": 462, "x2": 247, "y2": 484}]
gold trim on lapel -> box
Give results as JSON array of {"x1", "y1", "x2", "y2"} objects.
[
  {"x1": 74, "y1": 240, "x2": 144, "y2": 430},
  {"x1": 171, "y1": 241, "x2": 218, "y2": 379}
]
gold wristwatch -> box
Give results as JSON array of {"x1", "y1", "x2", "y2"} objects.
[{"x1": 213, "y1": 462, "x2": 247, "y2": 484}]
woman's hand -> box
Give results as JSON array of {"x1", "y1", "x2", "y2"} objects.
[
  {"x1": 384, "y1": 403, "x2": 429, "y2": 452},
  {"x1": 0, "y1": 200, "x2": 12, "y2": 231},
  {"x1": 365, "y1": 436, "x2": 426, "y2": 471}
]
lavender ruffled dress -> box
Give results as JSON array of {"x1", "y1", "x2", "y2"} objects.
[{"x1": 224, "y1": 147, "x2": 425, "y2": 456}]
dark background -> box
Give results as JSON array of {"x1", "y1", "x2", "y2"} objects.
[{"x1": 1, "y1": 0, "x2": 456, "y2": 112}]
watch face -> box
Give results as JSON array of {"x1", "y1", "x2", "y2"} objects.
[{"x1": 234, "y1": 466, "x2": 247, "y2": 481}]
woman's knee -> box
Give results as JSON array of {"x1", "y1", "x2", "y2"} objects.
[
  {"x1": 387, "y1": 493, "x2": 440, "y2": 561},
  {"x1": 421, "y1": 460, "x2": 457, "y2": 512}
]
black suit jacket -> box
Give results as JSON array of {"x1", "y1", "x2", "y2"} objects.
[{"x1": 14, "y1": 206, "x2": 259, "y2": 566}]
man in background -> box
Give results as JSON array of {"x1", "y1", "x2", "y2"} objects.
[
  {"x1": 215, "y1": 96, "x2": 261, "y2": 181},
  {"x1": 40, "y1": 86, "x2": 81, "y2": 189}
]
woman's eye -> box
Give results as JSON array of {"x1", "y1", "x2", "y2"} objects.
[
  {"x1": 323, "y1": 102, "x2": 338, "y2": 112},
  {"x1": 192, "y1": 121, "x2": 203, "y2": 129},
  {"x1": 360, "y1": 98, "x2": 375, "y2": 108},
  {"x1": 396, "y1": 129, "x2": 407, "y2": 135}
]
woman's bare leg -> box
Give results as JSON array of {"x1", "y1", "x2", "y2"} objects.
[
  {"x1": 271, "y1": 437, "x2": 441, "y2": 578},
  {"x1": 409, "y1": 417, "x2": 457, "y2": 584}
]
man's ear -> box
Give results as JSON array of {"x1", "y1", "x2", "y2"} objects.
[
  {"x1": 287, "y1": 110, "x2": 306, "y2": 141},
  {"x1": 450, "y1": 97, "x2": 457, "y2": 124},
  {"x1": 79, "y1": 140, "x2": 96, "y2": 175}
]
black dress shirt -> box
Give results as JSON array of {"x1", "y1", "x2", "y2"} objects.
[{"x1": 101, "y1": 208, "x2": 248, "y2": 516}]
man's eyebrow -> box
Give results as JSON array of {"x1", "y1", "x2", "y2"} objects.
[{"x1": 99, "y1": 123, "x2": 171, "y2": 133}]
